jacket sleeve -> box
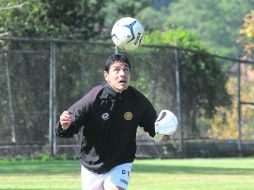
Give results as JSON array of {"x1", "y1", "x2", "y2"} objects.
[
  {"x1": 138, "y1": 97, "x2": 157, "y2": 137},
  {"x1": 55, "y1": 122, "x2": 78, "y2": 138},
  {"x1": 55, "y1": 86, "x2": 100, "y2": 138}
]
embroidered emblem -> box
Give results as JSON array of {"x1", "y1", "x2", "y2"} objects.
[
  {"x1": 124, "y1": 112, "x2": 133, "y2": 121},
  {"x1": 101, "y1": 113, "x2": 109, "y2": 121}
]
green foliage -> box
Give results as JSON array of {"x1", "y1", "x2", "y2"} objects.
[
  {"x1": 143, "y1": 29, "x2": 231, "y2": 136},
  {"x1": 43, "y1": 0, "x2": 109, "y2": 39},
  {"x1": 144, "y1": 28, "x2": 205, "y2": 49},
  {"x1": 0, "y1": 0, "x2": 155, "y2": 40},
  {"x1": 239, "y1": 10, "x2": 254, "y2": 61},
  {"x1": 0, "y1": 0, "x2": 54, "y2": 37},
  {"x1": 139, "y1": 0, "x2": 254, "y2": 57},
  {"x1": 209, "y1": 75, "x2": 254, "y2": 140},
  {"x1": 0, "y1": 0, "x2": 110, "y2": 39},
  {"x1": 38, "y1": 153, "x2": 56, "y2": 161},
  {"x1": 169, "y1": 0, "x2": 251, "y2": 56}
]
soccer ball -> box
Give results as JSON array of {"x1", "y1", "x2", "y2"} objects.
[{"x1": 111, "y1": 17, "x2": 144, "y2": 51}]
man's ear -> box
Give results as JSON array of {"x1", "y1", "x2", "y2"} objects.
[{"x1": 104, "y1": 71, "x2": 109, "y2": 81}]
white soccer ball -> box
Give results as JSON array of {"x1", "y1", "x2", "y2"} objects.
[{"x1": 111, "y1": 17, "x2": 144, "y2": 51}]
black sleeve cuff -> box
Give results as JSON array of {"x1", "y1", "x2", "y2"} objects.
[{"x1": 55, "y1": 122, "x2": 74, "y2": 138}]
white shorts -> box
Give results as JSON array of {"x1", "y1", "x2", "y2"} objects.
[{"x1": 81, "y1": 163, "x2": 133, "y2": 190}]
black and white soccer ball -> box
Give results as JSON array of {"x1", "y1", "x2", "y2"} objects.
[{"x1": 111, "y1": 17, "x2": 144, "y2": 51}]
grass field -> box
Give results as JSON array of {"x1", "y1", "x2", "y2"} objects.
[{"x1": 0, "y1": 158, "x2": 254, "y2": 190}]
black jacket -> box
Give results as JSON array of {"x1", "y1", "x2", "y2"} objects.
[{"x1": 56, "y1": 83, "x2": 157, "y2": 174}]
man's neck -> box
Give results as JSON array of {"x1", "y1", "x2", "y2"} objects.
[{"x1": 107, "y1": 82, "x2": 122, "y2": 94}]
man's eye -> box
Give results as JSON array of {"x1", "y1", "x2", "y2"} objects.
[{"x1": 124, "y1": 68, "x2": 129, "y2": 72}]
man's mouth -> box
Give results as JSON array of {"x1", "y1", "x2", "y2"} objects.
[{"x1": 119, "y1": 80, "x2": 127, "y2": 84}]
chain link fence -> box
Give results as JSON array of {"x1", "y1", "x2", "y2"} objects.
[{"x1": 0, "y1": 37, "x2": 254, "y2": 159}]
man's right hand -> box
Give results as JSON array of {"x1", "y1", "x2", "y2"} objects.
[{"x1": 60, "y1": 111, "x2": 72, "y2": 130}]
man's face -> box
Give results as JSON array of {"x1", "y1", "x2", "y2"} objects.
[{"x1": 104, "y1": 61, "x2": 131, "y2": 93}]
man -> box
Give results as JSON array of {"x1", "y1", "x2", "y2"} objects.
[{"x1": 56, "y1": 53, "x2": 175, "y2": 190}]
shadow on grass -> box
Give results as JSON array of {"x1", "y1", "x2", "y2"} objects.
[
  {"x1": 1, "y1": 160, "x2": 254, "y2": 176},
  {"x1": 133, "y1": 164, "x2": 254, "y2": 175},
  {"x1": 0, "y1": 160, "x2": 80, "y2": 174}
]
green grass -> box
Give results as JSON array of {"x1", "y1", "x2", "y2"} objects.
[{"x1": 0, "y1": 158, "x2": 254, "y2": 190}]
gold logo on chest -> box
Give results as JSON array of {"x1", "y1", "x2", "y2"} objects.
[{"x1": 124, "y1": 112, "x2": 133, "y2": 121}]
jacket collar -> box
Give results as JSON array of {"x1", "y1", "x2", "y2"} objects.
[
  {"x1": 101, "y1": 83, "x2": 128, "y2": 100},
  {"x1": 100, "y1": 83, "x2": 118, "y2": 99}
]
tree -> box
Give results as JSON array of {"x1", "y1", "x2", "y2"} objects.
[
  {"x1": 208, "y1": 10, "x2": 254, "y2": 140},
  {"x1": 43, "y1": 0, "x2": 110, "y2": 39},
  {"x1": 204, "y1": 9, "x2": 254, "y2": 140},
  {"x1": 144, "y1": 29, "x2": 231, "y2": 137},
  {"x1": 0, "y1": 0, "x2": 110, "y2": 39},
  {"x1": 0, "y1": 0, "x2": 155, "y2": 40},
  {"x1": 209, "y1": 74, "x2": 254, "y2": 140},
  {"x1": 138, "y1": 0, "x2": 254, "y2": 57},
  {"x1": 239, "y1": 10, "x2": 254, "y2": 61}
]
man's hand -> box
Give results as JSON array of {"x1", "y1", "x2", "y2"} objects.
[
  {"x1": 154, "y1": 134, "x2": 171, "y2": 142},
  {"x1": 60, "y1": 111, "x2": 72, "y2": 130}
]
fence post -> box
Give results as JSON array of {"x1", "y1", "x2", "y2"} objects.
[
  {"x1": 49, "y1": 42, "x2": 57, "y2": 156},
  {"x1": 237, "y1": 61, "x2": 242, "y2": 156},
  {"x1": 174, "y1": 49, "x2": 185, "y2": 157},
  {"x1": 151, "y1": 80, "x2": 156, "y2": 107},
  {"x1": 115, "y1": 46, "x2": 118, "y2": 54},
  {"x1": 4, "y1": 49, "x2": 16, "y2": 143}
]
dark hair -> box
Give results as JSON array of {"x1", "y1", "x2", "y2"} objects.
[{"x1": 104, "y1": 53, "x2": 131, "y2": 72}]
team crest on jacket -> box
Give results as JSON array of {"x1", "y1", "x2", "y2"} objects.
[{"x1": 124, "y1": 112, "x2": 133, "y2": 121}]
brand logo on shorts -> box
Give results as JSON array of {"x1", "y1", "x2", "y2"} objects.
[
  {"x1": 124, "y1": 112, "x2": 133, "y2": 121},
  {"x1": 120, "y1": 179, "x2": 128, "y2": 185}
]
